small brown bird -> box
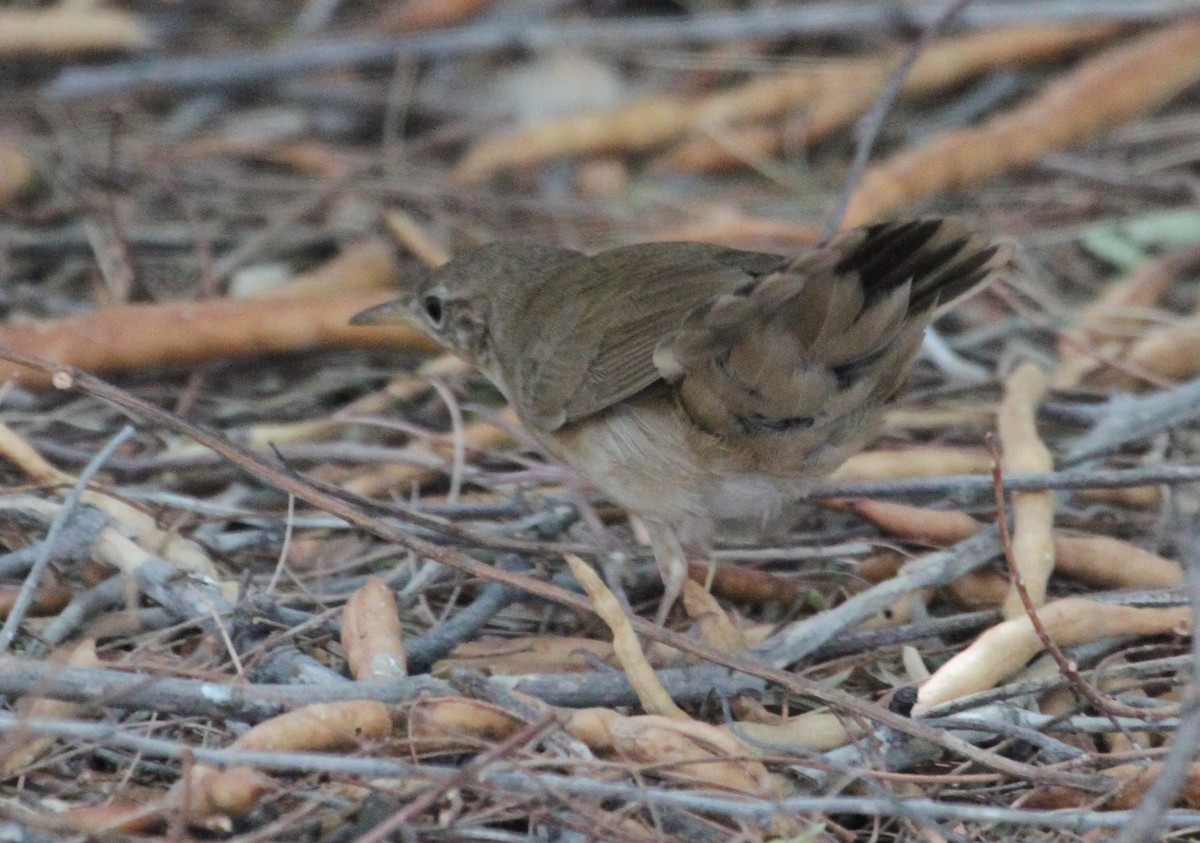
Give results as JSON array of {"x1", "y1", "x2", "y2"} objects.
[{"x1": 355, "y1": 219, "x2": 1010, "y2": 622}]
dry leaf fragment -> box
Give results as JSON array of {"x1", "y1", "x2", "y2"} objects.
[
  {"x1": 681, "y1": 579, "x2": 746, "y2": 651},
  {"x1": 849, "y1": 498, "x2": 1184, "y2": 591},
  {"x1": 731, "y1": 710, "x2": 862, "y2": 753},
  {"x1": 170, "y1": 700, "x2": 394, "y2": 823},
  {"x1": 53, "y1": 802, "x2": 165, "y2": 835},
  {"x1": 607, "y1": 715, "x2": 774, "y2": 796},
  {"x1": 382, "y1": 0, "x2": 496, "y2": 32},
  {"x1": 234, "y1": 700, "x2": 393, "y2": 753},
  {"x1": 342, "y1": 576, "x2": 407, "y2": 679},
  {"x1": 403, "y1": 697, "x2": 523, "y2": 753},
  {"x1": 1053, "y1": 245, "x2": 1200, "y2": 387},
  {"x1": 179, "y1": 766, "x2": 277, "y2": 821},
  {"x1": 1100, "y1": 313, "x2": 1200, "y2": 386}
]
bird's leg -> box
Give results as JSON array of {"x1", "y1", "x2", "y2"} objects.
[{"x1": 644, "y1": 518, "x2": 688, "y2": 626}]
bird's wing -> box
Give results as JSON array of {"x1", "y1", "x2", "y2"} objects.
[
  {"x1": 653, "y1": 219, "x2": 1010, "y2": 450},
  {"x1": 512, "y1": 243, "x2": 781, "y2": 430}
]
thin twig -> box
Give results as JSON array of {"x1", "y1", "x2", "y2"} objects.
[
  {"x1": 0, "y1": 425, "x2": 134, "y2": 654},
  {"x1": 813, "y1": 463, "x2": 1200, "y2": 499},
  {"x1": 987, "y1": 433, "x2": 1134, "y2": 744},
  {"x1": 822, "y1": 0, "x2": 971, "y2": 239}
]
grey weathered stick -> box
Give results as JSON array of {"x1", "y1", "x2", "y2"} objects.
[
  {"x1": 812, "y1": 463, "x2": 1200, "y2": 499},
  {"x1": 751, "y1": 524, "x2": 1000, "y2": 667},
  {"x1": 1066, "y1": 376, "x2": 1200, "y2": 464},
  {"x1": 43, "y1": 1, "x2": 1193, "y2": 101}
]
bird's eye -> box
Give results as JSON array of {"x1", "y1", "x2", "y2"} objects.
[{"x1": 422, "y1": 294, "x2": 444, "y2": 326}]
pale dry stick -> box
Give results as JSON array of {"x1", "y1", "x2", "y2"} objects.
[
  {"x1": 0, "y1": 426, "x2": 135, "y2": 654},
  {"x1": 0, "y1": 638, "x2": 101, "y2": 776},
  {"x1": 427, "y1": 378, "x2": 466, "y2": 503},
  {"x1": 0, "y1": 348, "x2": 1103, "y2": 789},
  {"x1": 0, "y1": 8, "x2": 152, "y2": 56},
  {"x1": 564, "y1": 555, "x2": 688, "y2": 721},
  {"x1": 0, "y1": 710, "x2": 1163, "y2": 832},
  {"x1": 815, "y1": 463, "x2": 1200, "y2": 499},
  {"x1": 996, "y1": 362, "x2": 1055, "y2": 617},
  {"x1": 0, "y1": 656, "x2": 450, "y2": 720},
  {"x1": 751, "y1": 524, "x2": 1003, "y2": 668},
  {"x1": 921, "y1": 653, "x2": 1187, "y2": 720},
  {"x1": 43, "y1": 0, "x2": 1200, "y2": 98},
  {"x1": 988, "y1": 441, "x2": 1137, "y2": 745},
  {"x1": 915, "y1": 597, "x2": 1190, "y2": 713},
  {"x1": 841, "y1": 20, "x2": 1200, "y2": 227},
  {"x1": 265, "y1": 493, "x2": 296, "y2": 595},
  {"x1": 342, "y1": 407, "x2": 517, "y2": 497}
]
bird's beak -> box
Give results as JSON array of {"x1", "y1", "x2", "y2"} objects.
[{"x1": 349, "y1": 298, "x2": 415, "y2": 327}]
